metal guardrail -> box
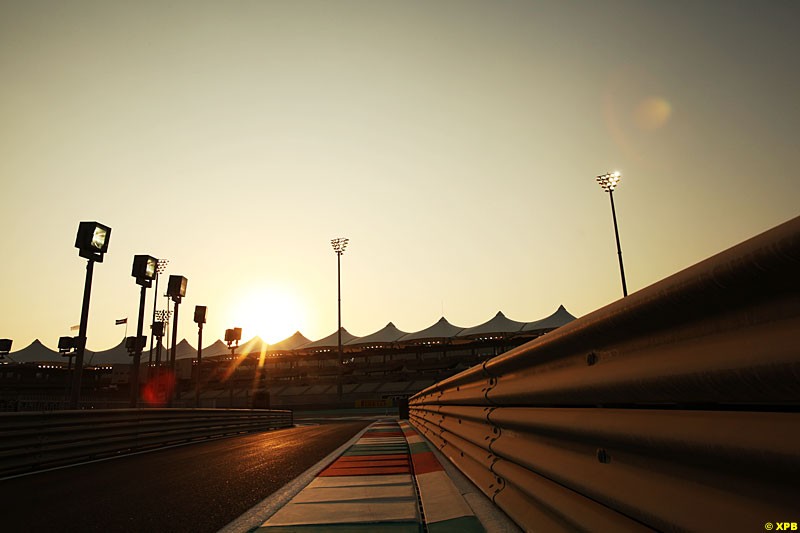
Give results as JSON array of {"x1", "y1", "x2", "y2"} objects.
[
  {"x1": 0, "y1": 408, "x2": 293, "y2": 478},
  {"x1": 409, "y1": 215, "x2": 800, "y2": 532}
]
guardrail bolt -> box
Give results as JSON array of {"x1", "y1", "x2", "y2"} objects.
[
  {"x1": 587, "y1": 352, "x2": 599, "y2": 366},
  {"x1": 596, "y1": 448, "x2": 611, "y2": 464}
]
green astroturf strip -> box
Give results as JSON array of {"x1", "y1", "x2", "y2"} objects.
[
  {"x1": 350, "y1": 442, "x2": 408, "y2": 447},
  {"x1": 344, "y1": 449, "x2": 409, "y2": 456},
  {"x1": 427, "y1": 516, "x2": 486, "y2": 533},
  {"x1": 255, "y1": 522, "x2": 422, "y2": 532},
  {"x1": 408, "y1": 442, "x2": 431, "y2": 454}
]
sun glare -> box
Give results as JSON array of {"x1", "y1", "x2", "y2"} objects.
[{"x1": 230, "y1": 286, "x2": 306, "y2": 344}]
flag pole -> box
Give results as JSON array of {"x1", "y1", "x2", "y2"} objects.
[{"x1": 116, "y1": 318, "x2": 128, "y2": 341}]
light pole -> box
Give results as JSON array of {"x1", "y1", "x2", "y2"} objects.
[
  {"x1": 0, "y1": 339, "x2": 11, "y2": 360},
  {"x1": 151, "y1": 320, "x2": 165, "y2": 403},
  {"x1": 596, "y1": 171, "x2": 628, "y2": 297},
  {"x1": 166, "y1": 275, "x2": 188, "y2": 372},
  {"x1": 224, "y1": 328, "x2": 241, "y2": 355},
  {"x1": 225, "y1": 327, "x2": 242, "y2": 407},
  {"x1": 194, "y1": 306, "x2": 207, "y2": 408},
  {"x1": 58, "y1": 336, "x2": 77, "y2": 403},
  {"x1": 154, "y1": 310, "x2": 171, "y2": 371},
  {"x1": 148, "y1": 259, "x2": 169, "y2": 372},
  {"x1": 330, "y1": 237, "x2": 349, "y2": 400},
  {"x1": 166, "y1": 275, "x2": 187, "y2": 406},
  {"x1": 131, "y1": 255, "x2": 158, "y2": 407},
  {"x1": 71, "y1": 221, "x2": 111, "y2": 409}
]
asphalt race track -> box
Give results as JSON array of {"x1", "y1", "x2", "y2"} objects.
[{"x1": 2, "y1": 421, "x2": 370, "y2": 533}]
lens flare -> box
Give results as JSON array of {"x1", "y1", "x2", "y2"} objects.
[
  {"x1": 142, "y1": 371, "x2": 176, "y2": 407},
  {"x1": 634, "y1": 97, "x2": 672, "y2": 131}
]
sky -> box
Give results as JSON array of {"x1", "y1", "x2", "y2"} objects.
[{"x1": 1, "y1": 0, "x2": 798, "y2": 352}]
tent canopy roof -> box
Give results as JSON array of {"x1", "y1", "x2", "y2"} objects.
[
  {"x1": 234, "y1": 336, "x2": 268, "y2": 356},
  {"x1": 457, "y1": 311, "x2": 526, "y2": 337},
  {"x1": 345, "y1": 322, "x2": 409, "y2": 346},
  {"x1": 7, "y1": 306, "x2": 577, "y2": 363},
  {"x1": 202, "y1": 339, "x2": 231, "y2": 358},
  {"x1": 399, "y1": 317, "x2": 465, "y2": 342},
  {"x1": 10, "y1": 339, "x2": 63, "y2": 363},
  {"x1": 270, "y1": 331, "x2": 312, "y2": 351},
  {"x1": 172, "y1": 338, "x2": 201, "y2": 360},
  {"x1": 302, "y1": 327, "x2": 360, "y2": 349},
  {"x1": 520, "y1": 305, "x2": 577, "y2": 332},
  {"x1": 88, "y1": 338, "x2": 131, "y2": 365}
]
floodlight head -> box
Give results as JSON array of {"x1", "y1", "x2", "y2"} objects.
[
  {"x1": 166, "y1": 275, "x2": 188, "y2": 301},
  {"x1": 156, "y1": 259, "x2": 169, "y2": 274},
  {"x1": 0, "y1": 338, "x2": 11, "y2": 354},
  {"x1": 194, "y1": 305, "x2": 207, "y2": 324},
  {"x1": 596, "y1": 171, "x2": 622, "y2": 193},
  {"x1": 75, "y1": 221, "x2": 111, "y2": 261},
  {"x1": 58, "y1": 336, "x2": 76, "y2": 353},
  {"x1": 132, "y1": 255, "x2": 159, "y2": 287},
  {"x1": 330, "y1": 237, "x2": 349, "y2": 255},
  {"x1": 125, "y1": 336, "x2": 147, "y2": 354},
  {"x1": 152, "y1": 321, "x2": 165, "y2": 337},
  {"x1": 225, "y1": 327, "x2": 242, "y2": 344}
]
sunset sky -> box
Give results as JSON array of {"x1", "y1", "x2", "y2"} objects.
[{"x1": 2, "y1": 0, "x2": 798, "y2": 352}]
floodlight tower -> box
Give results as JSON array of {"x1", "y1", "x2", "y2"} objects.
[
  {"x1": 151, "y1": 320, "x2": 166, "y2": 377},
  {"x1": 166, "y1": 275, "x2": 188, "y2": 372},
  {"x1": 194, "y1": 306, "x2": 207, "y2": 407},
  {"x1": 225, "y1": 327, "x2": 242, "y2": 356},
  {"x1": 330, "y1": 237, "x2": 349, "y2": 399},
  {"x1": 165, "y1": 275, "x2": 187, "y2": 407},
  {"x1": 0, "y1": 339, "x2": 11, "y2": 360},
  {"x1": 148, "y1": 259, "x2": 169, "y2": 369},
  {"x1": 224, "y1": 327, "x2": 242, "y2": 406},
  {"x1": 130, "y1": 255, "x2": 158, "y2": 407},
  {"x1": 71, "y1": 221, "x2": 111, "y2": 409},
  {"x1": 58, "y1": 336, "x2": 77, "y2": 403},
  {"x1": 596, "y1": 171, "x2": 628, "y2": 297},
  {"x1": 153, "y1": 310, "x2": 171, "y2": 371}
]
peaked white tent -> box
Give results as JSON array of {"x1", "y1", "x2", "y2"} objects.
[
  {"x1": 345, "y1": 322, "x2": 409, "y2": 346},
  {"x1": 168, "y1": 339, "x2": 201, "y2": 360},
  {"x1": 270, "y1": 331, "x2": 312, "y2": 352},
  {"x1": 457, "y1": 311, "x2": 526, "y2": 338},
  {"x1": 88, "y1": 339, "x2": 131, "y2": 365},
  {"x1": 235, "y1": 336, "x2": 269, "y2": 356},
  {"x1": 302, "y1": 327, "x2": 361, "y2": 350},
  {"x1": 520, "y1": 305, "x2": 577, "y2": 333},
  {"x1": 399, "y1": 317, "x2": 465, "y2": 343},
  {"x1": 10, "y1": 339, "x2": 68, "y2": 363},
  {"x1": 202, "y1": 339, "x2": 232, "y2": 358}
]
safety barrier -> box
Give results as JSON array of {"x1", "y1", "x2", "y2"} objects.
[
  {"x1": 0, "y1": 408, "x2": 293, "y2": 477},
  {"x1": 409, "y1": 215, "x2": 800, "y2": 532}
]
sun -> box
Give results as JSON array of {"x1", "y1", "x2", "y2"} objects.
[{"x1": 230, "y1": 285, "x2": 307, "y2": 344}]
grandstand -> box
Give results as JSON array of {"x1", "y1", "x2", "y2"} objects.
[{"x1": 1, "y1": 306, "x2": 576, "y2": 410}]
